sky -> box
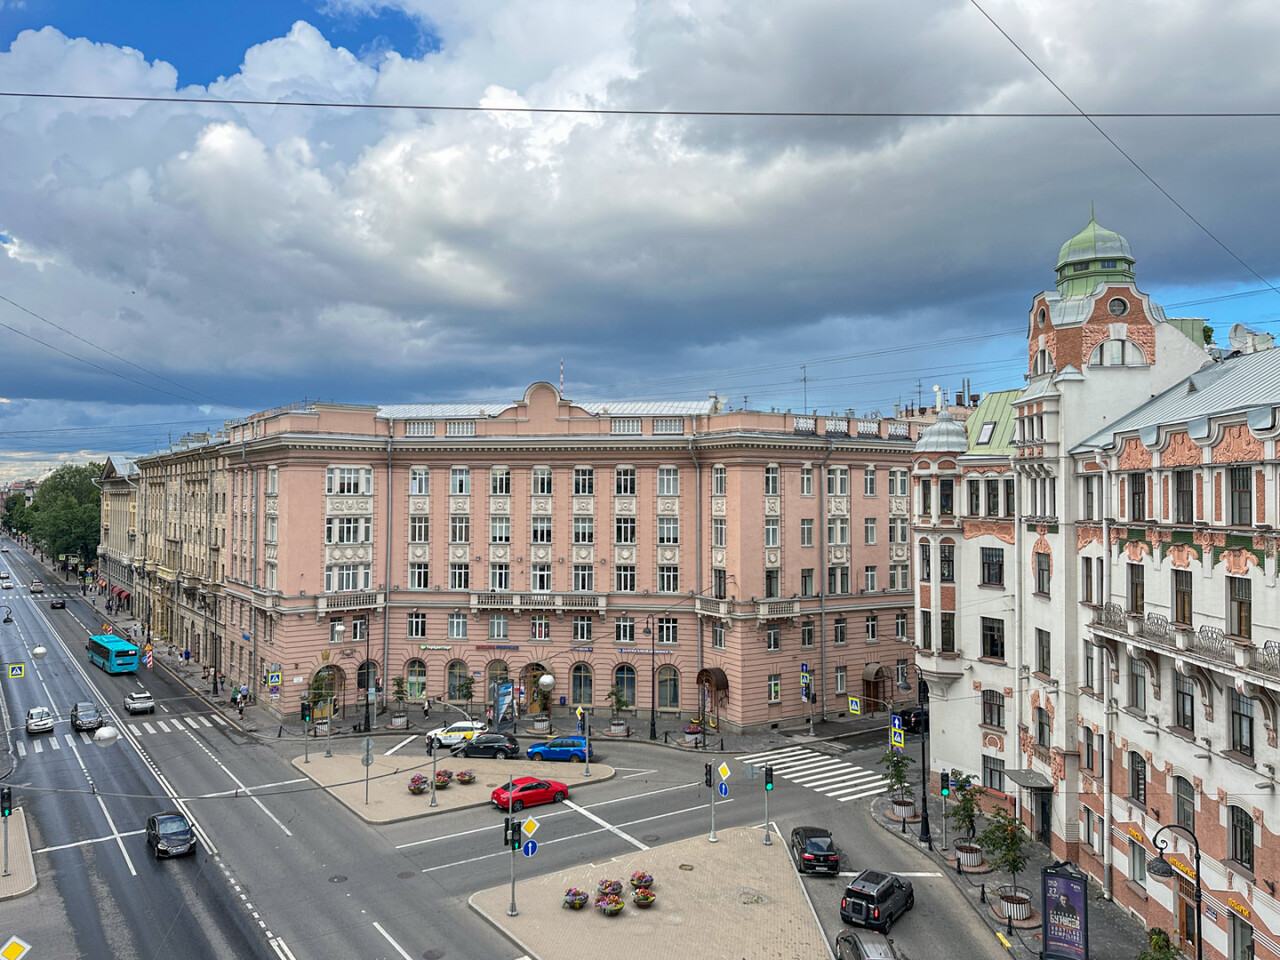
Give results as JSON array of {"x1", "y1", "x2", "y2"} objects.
[{"x1": 2, "y1": 0, "x2": 1280, "y2": 483}]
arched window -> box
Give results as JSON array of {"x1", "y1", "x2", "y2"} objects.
[
  {"x1": 1032, "y1": 349, "x2": 1055, "y2": 376},
  {"x1": 406, "y1": 659, "x2": 427, "y2": 699},
  {"x1": 357, "y1": 660, "x2": 377, "y2": 693},
  {"x1": 1089, "y1": 339, "x2": 1146, "y2": 366},
  {"x1": 657, "y1": 665, "x2": 679, "y2": 709},
  {"x1": 571, "y1": 663, "x2": 593, "y2": 704},
  {"x1": 486, "y1": 661, "x2": 509, "y2": 703},
  {"x1": 1229, "y1": 804, "x2": 1255, "y2": 871},
  {"x1": 613, "y1": 664, "x2": 636, "y2": 708},
  {"x1": 446, "y1": 660, "x2": 468, "y2": 700}
]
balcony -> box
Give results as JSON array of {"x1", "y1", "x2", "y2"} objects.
[
  {"x1": 1260, "y1": 642, "x2": 1280, "y2": 678},
  {"x1": 696, "y1": 596, "x2": 730, "y2": 617},
  {"x1": 470, "y1": 591, "x2": 606, "y2": 619},
  {"x1": 755, "y1": 598, "x2": 800, "y2": 621},
  {"x1": 317, "y1": 591, "x2": 385, "y2": 617},
  {"x1": 1190, "y1": 625, "x2": 1232, "y2": 664},
  {"x1": 1137, "y1": 613, "x2": 1173, "y2": 647},
  {"x1": 1093, "y1": 602, "x2": 1128, "y2": 634}
]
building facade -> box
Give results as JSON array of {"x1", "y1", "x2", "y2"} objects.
[
  {"x1": 917, "y1": 217, "x2": 1280, "y2": 960},
  {"x1": 96, "y1": 456, "x2": 139, "y2": 611}
]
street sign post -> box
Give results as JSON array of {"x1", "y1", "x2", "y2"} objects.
[
  {"x1": 6, "y1": 665, "x2": 22, "y2": 679},
  {"x1": 717, "y1": 781, "x2": 728, "y2": 798},
  {"x1": 891, "y1": 714, "x2": 905, "y2": 752},
  {"x1": 522, "y1": 839, "x2": 538, "y2": 858},
  {"x1": 848, "y1": 695, "x2": 861, "y2": 715}
]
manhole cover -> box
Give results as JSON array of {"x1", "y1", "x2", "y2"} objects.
[
  {"x1": 734, "y1": 887, "x2": 770, "y2": 905},
  {"x1": 397, "y1": 871, "x2": 415, "y2": 879},
  {"x1": 678, "y1": 864, "x2": 694, "y2": 871},
  {"x1": 642, "y1": 835, "x2": 660, "y2": 843},
  {"x1": 422, "y1": 950, "x2": 445, "y2": 960},
  {"x1": 329, "y1": 875, "x2": 347, "y2": 883}
]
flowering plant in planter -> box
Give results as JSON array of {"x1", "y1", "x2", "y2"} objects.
[
  {"x1": 632, "y1": 887, "x2": 655, "y2": 907},
  {"x1": 594, "y1": 893, "x2": 624, "y2": 915},
  {"x1": 630, "y1": 870, "x2": 654, "y2": 889},
  {"x1": 456, "y1": 770, "x2": 476, "y2": 784},
  {"x1": 408, "y1": 774, "x2": 429, "y2": 795},
  {"x1": 597, "y1": 878, "x2": 623, "y2": 897},
  {"x1": 435, "y1": 769, "x2": 454, "y2": 788},
  {"x1": 683, "y1": 722, "x2": 703, "y2": 735},
  {"x1": 562, "y1": 887, "x2": 590, "y2": 910}
]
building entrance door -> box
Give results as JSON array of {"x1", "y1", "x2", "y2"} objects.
[
  {"x1": 1177, "y1": 877, "x2": 1196, "y2": 949},
  {"x1": 1036, "y1": 791, "x2": 1052, "y2": 843}
]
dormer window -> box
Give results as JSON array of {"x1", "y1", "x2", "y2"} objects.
[
  {"x1": 1090, "y1": 339, "x2": 1146, "y2": 366},
  {"x1": 1032, "y1": 349, "x2": 1055, "y2": 376},
  {"x1": 1073, "y1": 262, "x2": 1090, "y2": 272},
  {"x1": 1100, "y1": 260, "x2": 1117, "y2": 269}
]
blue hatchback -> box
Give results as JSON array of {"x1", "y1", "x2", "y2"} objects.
[{"x1": 527, "y1": 735, "x2": 594, "y2": 762}]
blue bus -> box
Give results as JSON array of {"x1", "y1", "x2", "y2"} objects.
[{"x1": 87, "y1": 634, "x2": 139, "y2": 674}]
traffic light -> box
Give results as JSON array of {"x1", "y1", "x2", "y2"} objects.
[
  {"x1": 300, "y1": 701, "x2": 312, "y2": 723},
  {"x1": 1, "y1": 787, "x2": 11, "y2": 817},
  {"x1": 764, "y1": 766, "x2": 774, "y2": 791},
  {"x1": 504, "y1": 817, "x2": 522, "y2": 850},
  {"x1": 704, "y1": 763, "x2": 713, "y2": 788},
  {"x1": 940, "y1": 778, "x2": 950, "y2": 799}
]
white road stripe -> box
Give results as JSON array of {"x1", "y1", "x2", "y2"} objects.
[
  {"x1": 212, "y1": 715, "x2": 228, "y2": 726},
  {"x1": 143, "y1": 722, "x2": 156, "y2": 734},
  {"x1": 372, "y1": 922, "x2": 414, "y2": 960},
  {"x1": 838, "y1": 785, "x2": 890, "y2": 802},
  {"x1": 735, "y1": 747, "x2": 812, "y2": 762},
  {"x1": 199, "y1": 716, "x2": 213, "y2": 727},
  {"x1": 562, "y1": 798, "x2": 649, "y2": 850},
  {"x1": 49, "y1": 737, "x2": 59, "y2": 750},
  {"x1": 157, "y1": 720, "x2": 171, "y2": 733},
  {"x1": 15, "y1": 743, "x2": 25, "y2": 758},
  {"x1": 770, "y1": 757, "x2": 842, "y2": 776},
  {"x1": 825, "y1": 776, "x2": 890, "y2": 795},
  {"x1": 127, "y1": 723, "x2": 140, "y2": 734},
  {"x1": 385, "y1": 735, "x2": 418, "y2": 756},
  {"x1": 185, "y1": 717, "x2": 200, "y2": 729},
  {"x1": 795, "y1": 769, "x2": 880, "y2": 788}
]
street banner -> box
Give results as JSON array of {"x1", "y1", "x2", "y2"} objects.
[
  {"x1": 1042, "y1": 861, "x2": 1089, "y2": 960},
  {"x1": 494, "y1": 680, "x2": 516, "y2": 733}
]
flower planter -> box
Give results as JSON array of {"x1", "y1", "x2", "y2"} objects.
[
  {"x1": 408, "y1": 785, "x2": 426, "y2": 795},
  {"x1": 610, "y1": 720, "x2": 628, "y2": 735},
  {"x1": 891, "y1": 799, "x2": 916, "y2": 819},
  {"x1": 633, "y1": 895, "x2": 655, "y2": 909},
  {"x1": 683, "y1": 732, "x2": 701, "y2": 743},
  {"x1": 532, "y1": 716, "x2": 551, "y2": 732},
  {"x1": 597, "y1": 880, "x2": 623, "y2": 897},
  {"x1": 456, "y1": 773, "x2": 476, "y2": 785},
  {"x1": 434, "y1": 779, "x2": 451, "y2": 789},
  {"x1": 599, "y1": 904, "x2": 624, "y2": 917},
  {"x1": 562, "y1": 894, "x2": 589, "y2": 910},
  {"x1": 954, "y1": 842, "x2": 983, "y2": 867},
  {"x1": 1000, "y1": 895, "x2": 1032, "y2": 921},
  {"x1": 389, "y1": 713, "x2": 408, "y2": 729},
  {"x1": 630, "y1": 872, "x2": 654, "y2": 889}
]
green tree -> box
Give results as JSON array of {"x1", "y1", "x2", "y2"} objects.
[
  {"x1": 877, "y1": 747, "x2": 915, "y2": 804},
  {"x1": 945, "y1": 772, "x2": 982, "y2": 839},
  {"x1": 29, "y1": 464, "x2": 102, "y2": 561},
  {"x1": 978, "y1": 807, "x2": 1032, "y2": 896},
  {"x1": 456, "y1": 675, "x2": 475, "y2": 719},
  {"x1": 1135, "y1": 927, "x2": 1181, "y2": 960}
]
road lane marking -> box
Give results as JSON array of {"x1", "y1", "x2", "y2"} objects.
[
  {"x1": 372, "y1": 922, "x2": 414, "y2": 960},
  {"x1": 199, "y1": 716, "x2": 213, "y2": 727},
  {"x1": 269, "y1": 938, "x2": 299, "y2": 960},
  {"x1": 15, "y1": 743, "x2": 24, "y2": 758},
  {"x1": 385, "y1": 735, "x2": 418, "y2": 756},
  {"x1": 837, "y1": 785, "x2": 890, "y2": 802},
  {"x1": 158, "y1": 720, "x2": 171, "y2": 733},
  {"x1": 143, "y1": 722, "x2": 156, "y2": 734},
  {"x1": 185, "y1": 717, "x2": 200, "y2": 729},
  {"x1": 562, "y1": 799, "x2": 648, "y2": 850},
  {"x1": 34, "y1": 829, "x2": 147, "y2": 853},
  {"x1": 734, "y1": 746, "x2": 812, "y2": 762}
]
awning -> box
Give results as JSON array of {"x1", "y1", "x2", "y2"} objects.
[
  {"x1": 111, "y1": 586, "x2": 123, "y2": 596},
  {"x1": 696, "y1": 666, "x2": 729, "y2": 691},
  {"x1": 119, "y1": 591, "x2": 130, "y2": 601},
  {"x1": 1004, "y1": 769, "x2": 1055, "y2": 791},
  {"x1": 862, "y1": 662, "x2": 883, "y2": 683}
]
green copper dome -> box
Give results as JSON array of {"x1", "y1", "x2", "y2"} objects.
[{"x1": 1055, "y1": 210, "x2": 1135, "y2": 297}]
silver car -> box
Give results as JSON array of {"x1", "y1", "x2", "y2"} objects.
[
  {"x1": 123, "y1": 691, "x2": 156, "y2": 715},
  {"x1": 25, "y1": 706, "x2": 55, "y2": 734}
]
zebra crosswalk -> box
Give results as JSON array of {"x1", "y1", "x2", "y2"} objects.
[
  {"x1": 17, "y1": 713, "x2": 230, "y2": 757},
  {"x1": 735, "y1": 746, "x2": 890, "y2": 802}
]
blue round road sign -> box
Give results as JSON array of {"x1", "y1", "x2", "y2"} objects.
[
  {"x1": 717, "y1": 781, "x2": 728, "y2": 798},
  {"x1": 522, "y1": 839, "x2": 538, "y2": 857}
]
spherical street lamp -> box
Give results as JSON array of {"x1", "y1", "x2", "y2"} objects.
[{"x1": 93, "y1": 726, "x2": 120, "y2": 748}]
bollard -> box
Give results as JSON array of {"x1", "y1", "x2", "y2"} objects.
[
  {"x1": 957, "y1": 856, "x2": 963, "y2": 875},
  {"x1": 277, "y1": 725, "x2": 283, "y2": 738},
  {"x1": 980, "y1": 883, "x2": 986, "y2": 903}
]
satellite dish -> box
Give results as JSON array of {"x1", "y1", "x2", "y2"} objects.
[{"x1": 1228, "y1": 323, "x2": 1274, "y2": 353}]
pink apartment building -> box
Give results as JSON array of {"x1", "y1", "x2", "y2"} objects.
[{"x1": 195, "y1": 381, "x2": 921, "y2": 732}]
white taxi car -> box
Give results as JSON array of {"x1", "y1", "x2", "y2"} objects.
[{"x1": 424, "y1": 720, "x2": 487, "y2": 750}]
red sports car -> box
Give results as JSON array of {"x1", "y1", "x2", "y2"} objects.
[{"x1": 490, "y1": 777, "x2": 568, "y2": 812}]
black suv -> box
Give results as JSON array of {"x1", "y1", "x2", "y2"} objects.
[
  {"x1": 790, "y1": 825, "x2": 841, "y2": 875},
  {"x1": 840, "y1": 870, "x2": 914, "y2": 932},
  {"x1": 452, "y1": 731, "x2": 520, "y2": 759},
  {"x1": 71, "y1": 701, "x2": 104, "y2": 732},
  {"x1": 893, "y1": 706, "x2": 929, "y2": 734}
]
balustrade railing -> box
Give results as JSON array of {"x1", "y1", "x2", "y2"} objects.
[
  {"x1": 1259, "y1": 641, "x2": 1280, "y2": 677},
  {"x1": 1192, "y1": 625, "x2": 1232, "y2": 663},
  {"x1": 1139, "y1": 613, "x2": 1173, "y2": 646},
  {"x1": 1097, "y1": 602, "x2": 1127, "y2": 631}
]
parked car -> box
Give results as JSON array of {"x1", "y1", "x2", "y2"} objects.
[
  {"x1": 790, "y1": 825, "x2": 841, "y2": 875},
  {"x1": 526, "y1": 735, "x2": 593, "y2": 763},
  {"x1": 28, "y1": 579, "x2": 44, "y2": 594},
  {"x1": 0, "y1": 581, "x2": 11, "y2": 590},
  {"x1": 489, "y1": 777, "x2": 568, "y2": 812},
  {"x1": 25, "y1": 706, "x2": 55, "y2": 734},
  {"x1": 840, "y1": 870, "x2": 914, "y2": 932},
  {"x1": 71, "y1": 701, "x2": 104, "y2": 731},
  {"x1": 452, "y1": 731, "x2": 520, "y2": 759},
  {"x1": 49, "y1": 598, "x2": 66, "y2": 609},
  {"x1": 893, "y1": 707, "x2": 929, "y2": 734},
  {"x1": 835, "y1": 930, "x2": 902, "y2": 960},
  {"x1": 145, "y1": 810, "x2": 197, "y2": 858},
  {"x1": 123, "y1": 691, "x2": 156, "y2": 715},
  {"x1": 0, "y1": 571, "x2": 9, "y2": 578},
  {"x1": 425, "y1": 720, "x2": 488, "y2": 750}
]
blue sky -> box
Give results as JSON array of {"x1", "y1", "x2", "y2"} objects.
[{"x1": 1, "y1": 1, "x2": 1279, "y2": 481}]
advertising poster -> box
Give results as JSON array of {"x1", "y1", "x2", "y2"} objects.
[
  {"x1": 1042, "y1": 863, "x2": 1089, "y2": 960},
  {"x1": 494, "y1": 680, "x2": 516, "y2": 733}
]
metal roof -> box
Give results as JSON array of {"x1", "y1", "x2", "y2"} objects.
[
  {"x1": 913, "y1": 407, "x2": 968, "y2": 454},
  {"x1": 964, "y1": 389, "x2": 1020, "y2": 457},
  {"x1": 379, "y1": 397, "x2": 715, "y2": 420},
  {"x1": 1074, "y1": 348, "x2": 1280, "y2": 453}
]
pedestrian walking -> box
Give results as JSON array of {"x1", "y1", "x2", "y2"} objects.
[
  {"x1": 220, "y1": 674, "x2": 226, "y2": 693},
  {"x1": 422, "y1": 700, "x2": 431, "y2": 720},
  {"x1": 239, "y1": 683, "x2": 249, "y2": 703},
  {"x1": 237, "y1": 701, "x2": 245, "y2": 719}
]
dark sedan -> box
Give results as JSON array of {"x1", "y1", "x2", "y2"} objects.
[
  {"x1": 146, "y1": 810, "x2": 197, "y2": 859},
  {"x1": 49, "y1": 598, "x2": 66, "y2": 609},
  {"x1": 790, "y1": 825, "x2": 841, "y2": 875},
  {"x1": 71, "y1": 701, "x2": 103, "y2": 732},
  {"x1": 452, "y1": 732, "x2": 520, "y2": 759}
]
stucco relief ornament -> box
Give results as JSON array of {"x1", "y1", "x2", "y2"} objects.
[
  {"x1": 1160, "y1": 431, "x2": 1202, "y2": 467},
  {"x1": 764, "y1": 497, "x2": 781, "y2": 516},
  {"x1": 660, "y1": 548, "x2": 677, "y2": 562},
  {"x1": 1166, "y1": 543, "x2": 1197, "y2": 569},
  {"x1": 616, "y1": 547, "x2": 634, "y2": 562},
  {"x1": 712, "y1": 549, "x2": 726, "y2": 565},
  {"x1": 615, "y1": 497, "x2": 635, "y2": 515},
  {"x1": 1117, "y1": 437, "x2": 1153, "y2": 470},
  {"x1": 711, "y1": 499, "x2": 726, "y2": 516},
  {"x1": 490, "y1": 497, "x2": 510, "y2": 514},
  {"x1": 962, "y1": 520, "x2": 1015, "y2": 544},
  {"x1": 828, "y1": 497, "x2": 848, "y2": 515},
  {"x1": 1124, "y1": 541, "x2": 1150, "y2": 563},
  {"x1": 573, "y1": 498, "x2": 593, "y2": 513},
  {"x1": 408, "y1": 496, "x2": 429, "y2": 514},
  {"x1": 532, "y1": 498, "x2": 551, "y2": 513},
  {"x1": 983, "y1": 733, "x2": 1005, "y2": 752},
  {"x1": 1212, "y1": 424, "x2": 1264, "y2": 464},
  {"x1": 1221, "y1": 548, "x2": 1258, "y2": 576},
  {"x1": 451, "y1": 546, "x2": 469, "y2": 561},
  {"x1": 766, "y1": 550, "x2": 780, "y2": 566},
  {"x1": 658, "y1": 498, "x2": 678, "y2": 515},
  {"x1": 1077, "y1": 526, "x2": 1103, "y2": 551},
  {"x1": 533, "y1": 546, "x2": 550, "y2": 561},
  {"x1": 574, "y1": 547, "x2": 592, "y2": 562},
  {"x1": 410, "y1": 546, "x2": 427, "y2": 560}
]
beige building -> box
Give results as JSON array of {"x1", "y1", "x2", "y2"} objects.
[{"x1": 96, "y1": 457, "x2": 139, "y2": 611}]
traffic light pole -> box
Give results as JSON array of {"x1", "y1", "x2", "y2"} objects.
[
  {"x1": 708, "y1": 761, "x2": 718, "y2": 844},
  {"x1": 763, "y1": 767, "x2": 772, "y2": 846},
  {"x1": 507, "y1": 773, "x2": 518, "y2": 917},
  {"x1": 2, "y1": 786, "x2": 10, "y2": 877}
]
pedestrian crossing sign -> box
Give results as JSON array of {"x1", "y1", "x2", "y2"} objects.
[
  {"x1": 848, "y1": 696, "x2": 861, "y2": 715},
  {"x1": 7, "y1": 665, "x2": 22, "y2": 679}
]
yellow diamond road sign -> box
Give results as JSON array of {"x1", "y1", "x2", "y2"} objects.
[
  {"x1": 1, "y1": 935, "x2": 31, "y2": 960},
  {"x1": 718, "y1": 762, "x2": 731, "y2": 781},
  {"x1": 522, "y1": 817, "x2": 540, "y2": 839},
  {"x1": 7, "y1": 665, "x2": 22, "y2": 679}
]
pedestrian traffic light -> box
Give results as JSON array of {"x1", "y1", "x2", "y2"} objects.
[
  {"x1": 300, "y1": 701, "x2": 311, "y2": 723},
  {"x1": 503, "y1": 817, "x2": 513, "y2": 848},
  {"x1": 704, "y1": 763, "x2": 713, "y2": 788},
  {"x1": 940, "y1": 776, "x2": 950, "y2": 799},
  {"x1": 1, "y1": 787, "x2": 11, "y2": 817},
  {"x1": 765, "y1": 766, "x2": 774, "y2": 791}
]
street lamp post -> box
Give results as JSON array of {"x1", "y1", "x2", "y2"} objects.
[
  {"x1": 643, "y1": 615, "x2": 656, "y2": 741},
  {"x1": 363, "y1": 625, "x2": 373, "y2": 734},
  {"x1": 918, "y1": 692, "x2": 932, "y2": 850},
  {"x1": 1147, "y1": 824, "x2": 1202, "y2": 960}
]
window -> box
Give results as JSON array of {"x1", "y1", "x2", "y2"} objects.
[
  {"x1": 1035, "y1": 707, "x2": 1051, "y2": 748},
  {"x1": 764, "y1": 517, "x2": 780, "y2": 547},
  {"x1": 406, "y1": 659, "x2": 426, "y2": 698},
  {"x1": 573, "y1": 468, "x2": 594, "y2": 496},
  {"x1": 1080, "y1": 556, "x2": 1094, "y2": 604},
  {"x1": 265, "y1": 515, "x2": 278, "y2": 544},
  {"x1": 532, "y1": 467, "x2": 552, "y2": 495},
  {"x1": 800, "y1": 466, "x2": 813, "y2": 496},
  {"x1": 615, "y1": 466, "x2": 636, "y2": 496},
  {"x1": 981, "y1": 690, "x2": 1005, "y2": 728},
  {"x1": 940, "y1": 544, "x2": 954, "y2": 583},
  {"x1": 889, "y1": 563, "x2": 909, "y2": 590},
  {"x1": 489, "y1": 614, "x2": 509, "y2": 640},
  {"x1": 657, "y1": 565, "x2": 680, "y2": 592},
  {"x1": 827, "y1": 565, "x2": 849, "y2": 594},
  {"x1": 1175, "y1": 674, "x2": 1195, "y2": 732},
  {"x1": 613, "y1": 664, "x2": 636, "y2": 705},
  {"x1": 1082, "y1": 809, "x2": 1096, "y2": 849},
  {"x1": 1228, "y1": 576, "x2": 1251, "y2": 639},
  {"x1": 864, "y1": 467, "x2": 877, "y2": 496},
  {"x1": 888, "y1": 517, "x2": 908, "y2": 543},
  {"x1": 1230, "y1": 691, "x2": 1254, "y2": 756},
  {"x1": 408, "y1": 562, "x2": 430, "y2": 590},
  {"x1": 764, "y1": 465, "x2": 780, "y2": 496},
  {"x1": 939, "y1": 478, "x2": 954, "y2": 516},
  {"x1": 939, "y1": 613, "x2": 954, "y2": 653},
  {"x1": 1128, "y1": 839, "x2": 1147, "y2": 884},
  {"x1": 981, "y1": 548, "x2": 1004, "y2": 587},
  {"x1": 448, "y1": 613, "x2": 468, "y2": 639},
  {"x1": 712, "y1": 568, "x2": 727, "y2": 599},
  {"x1": 833, "y1": 619, "x2": 846, "y2": 645},
  {"x1": 450, "y1": 467, "x2": 470, "y2": 495},
  {"x1": 658, "y1": 517, "x2": 679, "y2": 544},
  {"x1": 919, "y1": 615, "x2": 932, "y2": 650},
  {"x1": 890, "y1": 470, "x2": 909, "y2": 496},
  {"x1": 799, "y1": 518, "x2": 814, "y2": 547},
  {"x1": 326, "y1": 466, "x2": 371, "y2": 495},
  {"x1": 1128, "y1": 472, "x2": 1146, "y2": 520},
  {"x1": 1082, "y1": 729, "x2": 1096, "y2": 773},
  {"x1": 446, "y1": 661, "x2": 468, "y2": 699},
  {"x1": 407, "y1": 612, "x2": 427, "y2": 639},
  {"x1": 896, "y1": 659, "x2": 908, "y2": 687},
  {"x1": 1167, "y1": 569, "x2": 1192, "y2": 625},
  {"x1": 410, "y1": 467, "x2": 430, "y2": 495},
  {"x1": 968, "y1": 480, "x2": 981, "y2": 516},
  {"x1": 490, "y1": 467, "x2": 510, "y2": 495},
  {"x1": 657, "y1": 665, "x2": 680, "y2": 708},
  {"x1": 835, "y1": 665, "x2": 846, "y2": 694},
  {"x1": 328, "y1": 618, "x2": 347, "y2": 643},
  {"x1": 450, "y1": 562, "x2": 470, "y2": 590},
  {"x1": 764, "y1": 568, "x2": 780, "y2": 597},
  {"x1": 1128, "y1": 563, "x2": 1144, "y2": 615},
  {"x1": 573, "y1": 564, "x2": 594, "y2": 592},
  {"x1": 711, "y1": 621, "x2": 725, "y2": 650},
  {"x1": 980, "y1": 479, "x2": 997, "y2": 518},
  {"x1": 1081, "y1": 475, "x2": 1097, "y2": 520},
  {"x1": 614, "y1": 617, "x2": 634, "y2": 644},
  {"x1": 1004, "y1": 478, "x2": 1015, "y2": 516},
  {"x1": 712, "y1": 465, "x2": 726, "y2": 496},
  {"x1": 864, "y1": 518, "x2": 877, "y2": 545},
  {"x1": 571, "y1": 664, "x2": 593, "y2": 705},
  {"x1": 765, "y1": 625, "x2": 780, "y2": 651},
  {"x1": 325, "y1": 564, "x2": 370, "y2": 592},
  {"x1": 919, "y1": 542, "x2": 931, "y2": 581},
  {"x1": 895, "y1": 612, "x2": 907, "y2": 638},
  {"x1": 863, "y1": 566, "x2": 877, "y2": 591},
  {"x1": 1092, "y1": 339, "x2": 1145, "y2": 366},
  {"x1": 409, "y1": 515, "x2": 429, "y2": 543},
  {"x1": 531, "y1": 564, "x2": 551, "y2": 592},
  {"x1": 530, "y1": 615, "x2": 550, "y2": 640},
  {"x1": 1229, "y1": 467, "x2": 1252, "y2": 525},
  {"x1": 1036, "y1": 629, "x2": 1051, "y2": 674},
  {"x1": 1175, "y1": 470, "x2": 1194, "y2": 523},
  {"x1": 801, "y1": 622, "x2": 814, "y2": 648},
  {"x1": 767, "y1": 673, "x2": 782, "y2": 703},
  {"x1": 982, "y1": 756, "x2": 1005, "y2": 792},
  {"x1": 1129, "y1": 659, "x2": 1147, "y2": 711},
  {"x1": 325, "y1": 516, "x2": 371, "y2": 544},
  {"x1": 449, "y1": 515, "x2": 470, "y2": 544},
  {"x1": 531, "y1": 516, "x2": 552, "y2": 543},
  {"x1": 1175, "y1": 776, "x2": 1195, "y2": 832},
  {"x1": 1035, "y1": 552, "x2": 1051, "y2": 596},
  {"x1": 615, "y1": 516, "x2": 636, "y2": 544},
  {"x1": 1229, "y1": 805, "x2": 1254, "y2": 870},
  {"x1": 827, "y1": 466, "x2": 849, "y2": 496},
  {"x1": 657, "y1": 467, "x2": 679, "y2": 496},
  {"x1": 921, "y1": 479, "x2": 932, "y2": 515},
  {"x1": 656, "y1": 617, "x2": 678, "y2": 645},
  {"x1": 1128, "y1": 751, "x2": 1146, "y2": 804},
  {"x1": 490, "y1": 516, "x2": 511, "y2": 543},
  {"x1": 615, "y1": 565, "x2": 635, "y2": 592},
  {"x1": 712, "y1": 518, "x2": 727, "y2": 549},
  {"x1": 866, "y1": 616, "x2": 879, "y2": 642},
  {"x1": 573, "y1": 516, "x2": 595, "y2": 544},
  {"x1": 572, "y1": 616, "x2": 592, "y2": 642},
  {"x1": 800, "y1": 568, "x2": 814, "y2": 596},
  {"x1": 489, "y1": 563, "x2": 510, "y2": 591}
]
